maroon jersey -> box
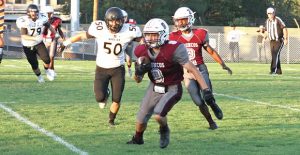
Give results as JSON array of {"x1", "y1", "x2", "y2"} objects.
[
  {"x1": 134, "y1": 42, "x2": 184, "y2": 85},
  {"x1": 43, "y1": 16, "x2": 62, "y2": 39},
  {"x1": 169, "y1": 29, "x2": 208, "y2": 65}
]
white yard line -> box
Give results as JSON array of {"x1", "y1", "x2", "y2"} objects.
[
  {"x1": 0, "y1": 102, "x2": 88, "y2": 155},
  {"x1": 2, "y1": 64, "x2": 26, "y2": 69},
  {"x1": 215, "y1": 93, "x2": 300, "y2": 112}
]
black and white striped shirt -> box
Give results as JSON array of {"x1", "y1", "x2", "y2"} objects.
[{"x1": 265, "y1": 16, "x2": 286, "y2": 41}]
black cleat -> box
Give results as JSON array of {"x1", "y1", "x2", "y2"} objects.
[
  {"x1": 203, "y1": 89, "x2": 223, "y2": 120},
  {"x1": 108, "y1": 120, "x2": 115, "y2": 127},
  {"x1": 209, "y1": 122, "x2": 218, "y2": 130},
  {"x1": 209, "y1": 101, "x2": 223, "y2": 120},
  {"x1": 127, "y1": 136, "x2": 144, "y2": 145},
  {"x1": 159, "y1": 126, "x2": 170, "y2": 149}
]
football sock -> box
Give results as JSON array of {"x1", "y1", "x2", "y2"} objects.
[
  {"x1": 36, "y1": 72, "x2": 41, "y2": 76},
  {"x1": 109, "y1": 111, "x2": 116, "y2": 121},
  {"x1": 135, "y1": 131, "x2": 144, "y2": 139},
  {"x1": 199, "y1": 104, "x2": 215, "y2": 124},
  {"x1": 160, "y1": 124, "x2": 169, "y2": 131}
]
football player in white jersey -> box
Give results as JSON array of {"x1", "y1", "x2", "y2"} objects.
[
  {"x1": 16, "y1": 4, "x2": 56, "y2": 83},
  {"x1": 62, "y1": 7, "x2": 142, "y2": 126}
]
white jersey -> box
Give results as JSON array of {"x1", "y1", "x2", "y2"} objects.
[
  {"x1": 16, "y1": 14, "x2": 48, "y2": 46},
  {"x1": 88, "y1": 20, "x2": 142, "y2": 68}
]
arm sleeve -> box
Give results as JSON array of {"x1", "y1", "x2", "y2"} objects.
[
  {"x1": 203, "y1": 32, "x2": 209, "y2": 46},
  {"x1": 173, "y1": 44, "x2": 189, "y2": 65}
]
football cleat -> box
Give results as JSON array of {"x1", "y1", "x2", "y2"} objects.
[
  {"x1": 45, "y1": 69, "x2": 55, "y2": 81},
  {"x1": 98, "y1": 102, "x2": 106, "y2": 109},
  {"x1": 37, "y1": 75, "x2": 45, "y2": 83},
  {"x1": 209, "y1": 122, "x2": 218, "y2": 130},
  {"x1": 108, "y1": 120, "x2": 115, "y2": 127},
  {"x1": 209, "y1": 101, "x2": 223, "y2": 120},
  {"x1": 126, "y1": 136, "x2": 144, "y2": 145},
  {"x1": 159, "y1": 126, "x2": 170, "y2": 149}
]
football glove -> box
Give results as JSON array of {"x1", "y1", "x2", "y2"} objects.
[{"x1": 135, "y1": 56, "x2": 151, "y2": 77}]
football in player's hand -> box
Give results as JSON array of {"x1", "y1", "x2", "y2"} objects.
[
  {"x1": 135, "y1": 56, "x2": 151, "y2": 78},
  {"x1": 137, "y1": 56, "x2": 151, "y2": 65}
]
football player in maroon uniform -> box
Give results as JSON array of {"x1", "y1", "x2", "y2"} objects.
[
  {"x1": 127, "y1": 18, "x2": 218, "y2": 148},
  {"x1": 169, "y1": 7, "x2": 232, "y2": 130},
  {"x1": 43, "y1": 6, "x2": 65, "y2": 76}
]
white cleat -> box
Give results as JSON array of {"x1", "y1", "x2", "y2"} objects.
[
  {"x1": 45, "y1": 69, "x2": 55, "y2": 81},
  {"x1": 37, "y1": 75, "x2": 45, "y2": 83},
  {"x1": 53, "y1": 70, "x2": 57, "y2": 77},
  {"x1": 99, "y1": 102, "x2": 106, "y2": 109}
]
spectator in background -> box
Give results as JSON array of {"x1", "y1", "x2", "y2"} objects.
[
  {"x1": 42, "y1": 6, "x2": 65, "y2": 76},
  {"x1": 227, "y1": 25, "x2": 242, "y2": 62},
  {"x1": 264, "y1": 7, "x2": 288, "y2": 75},
  {"x1": 256, "y1": 25, "x2": 267, "y2": 63}
]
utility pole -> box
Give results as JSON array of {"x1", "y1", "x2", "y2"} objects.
[{"x1": 93, "y1": 0, "x2": 99, "y2": 21}]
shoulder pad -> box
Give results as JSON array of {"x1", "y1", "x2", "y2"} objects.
[{"x1": 193, "y1": 28, "x2": 207, "y2": 35}]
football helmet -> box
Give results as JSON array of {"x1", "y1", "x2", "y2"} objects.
[
  {"x1": 27, "y1": 4, "x2": 39, "y2": 18},
  {"x1": 173, "y1": 7, "x2": 195, "y2": 31},
  {"x1": 44, "y1": 6, "x2": 54, "y2": 13},
  {"x1": 143, "y1": 18, "x2": 169, "y2": 48},
  {"x1": 105, "y1": 7, "x2": 124, "y2": 33},
  {"x1": 121, "y1": 9, "x2": 128, "y2": 22},
  {"x1": 44, "y1": 6, "x2": 54, "y2": 18}
]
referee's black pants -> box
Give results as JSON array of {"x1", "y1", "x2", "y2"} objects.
[{"x1": 270, "y1": 40, "x2": 284, "y2": 74}]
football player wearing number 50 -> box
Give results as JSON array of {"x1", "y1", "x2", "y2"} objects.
[
  {"x1": 61, "y1": 7, "x2": 142, "y2": 127},
  {"x1": 16, "y1": 4, "x2": 57, "y2": 83}
]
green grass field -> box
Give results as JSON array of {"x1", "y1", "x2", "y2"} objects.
[{"x1": 1, "y1": 59, "x2": 300, "y2": 155}]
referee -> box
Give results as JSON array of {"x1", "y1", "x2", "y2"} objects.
[{"x1": 264, "y1": 7, "x2": 288, "y2": 75}]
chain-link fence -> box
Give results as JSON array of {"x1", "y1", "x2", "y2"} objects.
[
  {"x1": 203, "y1": 33, "x2": 300, "y2": 64},
  {"x1": 3, "y1": 24, "x2": 300, "y2": 64}
]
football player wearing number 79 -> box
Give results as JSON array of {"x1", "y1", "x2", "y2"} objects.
[
  {"x1": 16, "y1": 4, "x2": 57, "y2": 83},
  {"x1": 61, "y1": 7, "x2": 142, "y2": 126}
]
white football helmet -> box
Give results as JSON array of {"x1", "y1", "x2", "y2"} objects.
[
  {"x1": 143, "y1": 18, "x2": 169, "y2": 48},
  {"x1": 121, "y1": 9, "x2": 128, "y2": 22},
  {"x1": 173, "y1": 7, "x2": 195, "y2": 31},
  {"x1": 44, "y1": 6, "x2": 54, "y2": 13}
]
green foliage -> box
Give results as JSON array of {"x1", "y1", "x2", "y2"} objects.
[
  {"x1": 58, "y1": 0, "x2": 300, "y2": 26},
  {"x1": 229, "y1": 17, "x2": 250, "y2": 26},
  {"x1": 1, "y1": 60, "x2": 300, "y2": 154}
]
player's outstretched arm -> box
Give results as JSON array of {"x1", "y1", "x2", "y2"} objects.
[
  {"x1": 62, "y1": 31, "x2": 93, "y2": 46},
  {"x1": 204, "y1": 44, "x2": 232, "y2": 75},
  {"x1": 59, "y1": 32, "x2": 94, "y2": 52}
]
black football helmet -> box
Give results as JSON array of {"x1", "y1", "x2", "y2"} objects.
[
  {"x1": 104, "y1": 7, "x2": 124, "y2": 33},
  {"x1": 27, "y1": 4, "x2": 39, "y2": 19}
]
